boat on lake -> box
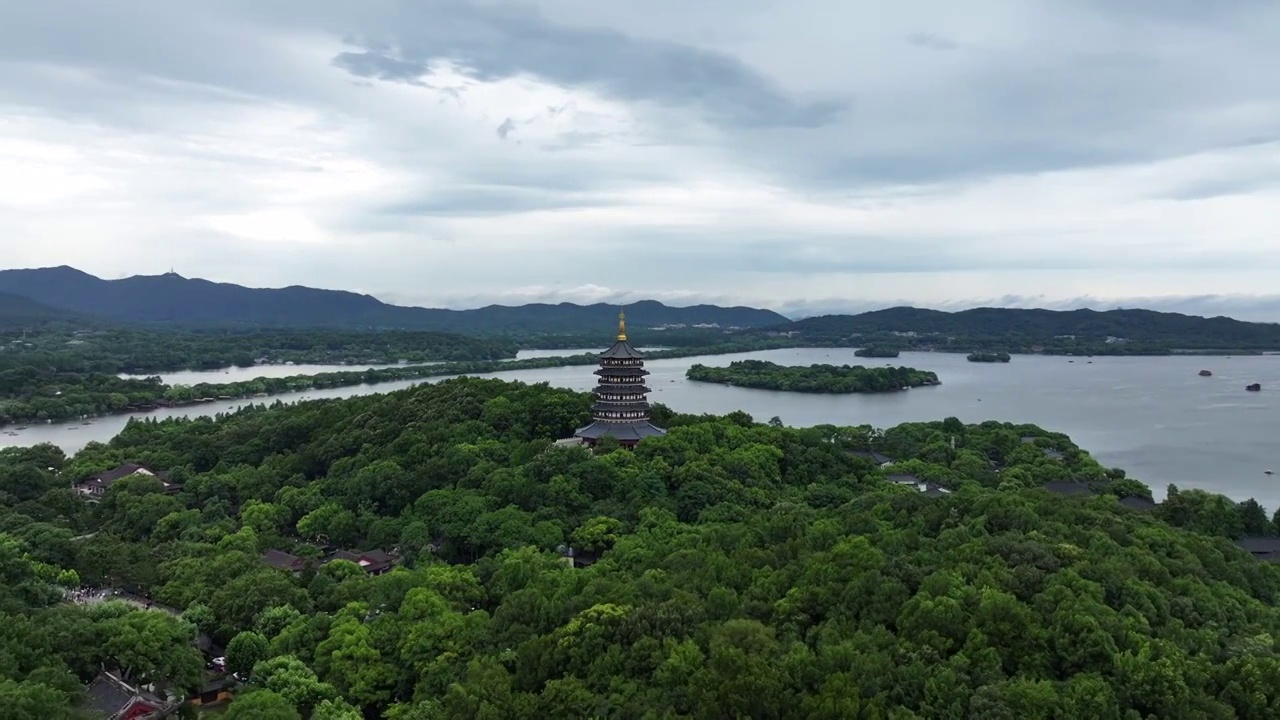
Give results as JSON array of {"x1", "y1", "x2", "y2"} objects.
[
  {"x1": 1247, "y1": 383, "x2": 1262, "y2": 392},
  {"x1": 1198, "y1": 370, "x2": 1212, "y2": 377}
]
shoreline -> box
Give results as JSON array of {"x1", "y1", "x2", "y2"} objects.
[
  {"x1": 3, "y1": 343, "x2": 1276, "y2": 429},
  {"x1": 0, "y1": 342, "x2": 791, "y2": 428},
  {"x1": 44, "y1": 343, "x2": 1280, "y2": 378}
]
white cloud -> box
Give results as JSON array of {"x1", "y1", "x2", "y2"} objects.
[{"x1": 1, "y1": 0, "x2": 1279, "y2": 318}]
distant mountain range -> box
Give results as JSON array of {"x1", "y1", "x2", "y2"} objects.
[
  {"x1": 768, "y1": 306, "x2": 1280, "y2": 349},
  {"x1": 6, "y1": 267, "x2": 1278, "y2": 349},
  {"x1": 0, "y1": 291, "x2": 86, "y2": 329},
  {"x1": 0, "y1": 267, "x2": 789, "y2": 333}
]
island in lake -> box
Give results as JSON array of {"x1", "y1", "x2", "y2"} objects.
[
  {"x1": 854, "y1": 345, "x2": 901, "y2": 358},
  {"x1": 967, "y1": 351, "x2": 1012, "y2": 363},
  {"x1": 686, "y1": 359, "x2": 939, "y2": 393}
]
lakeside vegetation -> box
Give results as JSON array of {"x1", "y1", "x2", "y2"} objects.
[
  {"x1": 3, "y1": 378, "x2": 1280, "y2": 717},
  {"x1": 687, "y1": 360, "x2": 939, "y2": 393},
  {"x1": 0, "y1": 340, "x2": 797, "y2": 425},
  {"x1": 967, "y1": 351, "x2": 1012, "y2": 363},
  {"x1": 753, "y1": 306, "x2": 1280, "y2": 356},
  {"x1": 0, "y1": 327, "x2": 518, "y2": 374},
  {"x1": 853, "y1": 345, "x2": 900, "y2": 358}
]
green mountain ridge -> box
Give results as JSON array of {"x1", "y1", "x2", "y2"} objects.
[
  {"x1": 763, "y1": 305, "x2": 1280, "y2": 350},
  {"x1": 0, "y1": 291, "x2": 88, "y2": 329},
  {"x1": 0, "y1": 267, "x2": 789, "y2": 333}
]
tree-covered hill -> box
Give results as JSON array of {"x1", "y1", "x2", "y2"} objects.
[
  {"x1": 0, "y1": 267, "x2": 788, "y2": 332},
  {"x1": 0, "y1": 291, "x2": 88, "y2": 330},
  {"x1": 3, "y1": 379, "x2": 1280, "y2": 717},
  {"x1": 768, "y1": 306, "x2": 1280, "y2": 353}
]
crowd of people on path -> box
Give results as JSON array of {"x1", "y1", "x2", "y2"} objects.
[{"x1": 65, "y1": 585, "x2": 158, "y2": 610}]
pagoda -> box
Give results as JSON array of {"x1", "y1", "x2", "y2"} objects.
[{"x1": 573, "y1": 309, "x2": 666, "y2": 448}]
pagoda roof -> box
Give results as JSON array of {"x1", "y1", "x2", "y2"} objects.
[
  {"x1": 599, "y1": 340, "x2": 646, "y2": 360},
  {"x1": 594, "y1": 366, "x2": 649, "y2": 377},
  {"x1": 574, "y1": 420, "x2": 667, "y2": 442}
]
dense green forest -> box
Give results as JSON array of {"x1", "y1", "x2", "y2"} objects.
[
  {"x1": 968, "y1": 352, "x2": 1012, "y2": 363},
  {"x1": 688, "y1": 360, "x2": 940, "y2": 393},
  {"x1": 3, "y1": 378, "x2": 1280, "y2": 717},
  {"x1": 0, "y1": 267, "x2": 787, "y2": 332},
  {"x1": 0, "y1": 340, "x2": 794, "y2": 425},
  {"x1": 0, "y1": 327, "x2": 517, "y2": 374},
  {"x1": 0, "y1": 525, "x2": 204, "y2": 716},
  {"x1": 758, "y1": 306, "x2": 1280, "y2": 355},
  {"x1": 853, "y1": 346, "x2": 900, "y2": 358}
]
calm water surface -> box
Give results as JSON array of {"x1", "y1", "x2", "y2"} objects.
[
  {"x1": 122, "y1": 349, "x2": 664, "y2": 384},
  {"x1": 10, "y1": 349, "x2": 1280, "y2": 507}
]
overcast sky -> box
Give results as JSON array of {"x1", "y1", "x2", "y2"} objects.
[{"x1": 2, "y1": 1, "x2": 1279, "y2": 318}]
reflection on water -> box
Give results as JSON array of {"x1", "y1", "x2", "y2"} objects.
[{"x1": 9, "y1": 348, "x2": 1280, "y2": 508}]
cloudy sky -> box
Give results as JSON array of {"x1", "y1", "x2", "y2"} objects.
[{"x1": 2, "y1": 1, "x2": 1279, "y2": 318}]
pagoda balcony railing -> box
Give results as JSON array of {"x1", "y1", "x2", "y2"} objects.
[{"x1": 593, "y1": 411, "x2": 650, "y2": 420}]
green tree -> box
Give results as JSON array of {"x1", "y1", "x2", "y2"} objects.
[
  {"x1": 224, "y1": 690, "x2": 303, "y2": 720},
  {"x1": 226, "y1": 631, "x2": 271, "y2": 677}
]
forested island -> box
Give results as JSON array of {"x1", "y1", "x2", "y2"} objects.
[
  {"x1": 687, "y1": 359, "x2": 939, "y2": 393},
  {"x1": 3, "y1": 378, "x2": 1280, "y2": 717},
  {"x1": 853, "y1": 345, "x2": 900, "y2": 358},
  {"x1": 967, "y1": 351, "x2": 1012, "y2": 363}
]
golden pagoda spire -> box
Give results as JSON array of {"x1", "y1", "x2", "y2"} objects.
[{"x1": 617, "y1": 307, "x2": 627, "y2": 341}]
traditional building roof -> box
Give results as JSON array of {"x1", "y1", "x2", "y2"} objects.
[
  {"x1": 599, "y1": 340, "x2": 647, "y2": 360},
  {"x1": 1041, "y1": 481, "x2": 1097, "y2": 496},
  {"x1": 75, "y1": 463, "x2": 181, "y2": 499},
  {"x1": 327, "y1": 548, "x2": 398, "y2": 574},
  {"x1": 94, "y1": 463, "x2": 160, "y2": 483},
  {"x1": 80, "y1": 672, "x2": 170, "y2": 720},
  {"x1": 849, "y1": 450, "x2": 895, "y2": 465},
  {"x1": 1237, "y1": 536, "x2": 1280, "y2": 555},
  {"x1": 262, "y1": 549, "x2": 307, "y2": 573},
  {"x1": 1118, "y1": 495, "x2": 1158, "y2": 511},
  {"x1": 82, "y1": 675, "x2": 138, "y2": 719},
  {"x1": 574, "y1": 421, "x2": 668, "y2": 442}
]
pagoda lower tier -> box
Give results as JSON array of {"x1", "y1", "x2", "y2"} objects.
[{"x1": 573, "y1": 419, "x2": 668, "y2": 444}]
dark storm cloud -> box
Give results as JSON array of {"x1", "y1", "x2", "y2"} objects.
[
  {"x1": 905, "y1": 32, "x2": 958, "y2": 51},
  {"x1": 8, "y1": 0, "x2": 1278, "y2": 192},
  {"x1": 3, "y1": 0, "x2": 1278, "y2": 301},
  {"x1": 331, "y1": 51, "x2": 431, "y2": 86},
  {"x1": 375, "y1": 187, "x2": 613, "y2": 217},
  {"x1": 325, "y1": 2, "x2": 846, "y2": 129}
]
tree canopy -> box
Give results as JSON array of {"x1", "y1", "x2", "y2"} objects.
[
  {"x1": 2, "y1": 377, "x2": 1280, "y2": 717},
  {"x1": 688, "y1": 359, "x2": 939, "y2": 393}
]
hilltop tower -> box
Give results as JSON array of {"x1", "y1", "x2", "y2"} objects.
[{"x1": 573, "y1": 309, "x2": 667, "y2": 448}]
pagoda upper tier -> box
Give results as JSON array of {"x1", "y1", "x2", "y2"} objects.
[{"x1": 573, "y1": 309, "x2": 667, "y2": 447}]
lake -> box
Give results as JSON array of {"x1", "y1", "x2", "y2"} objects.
[
  {"x1": 9, "y1": 348, "x2": 1280, "y2": 508},
  {"x1": 118, "y1": 348, "x2": 665, "y2": 384}
]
